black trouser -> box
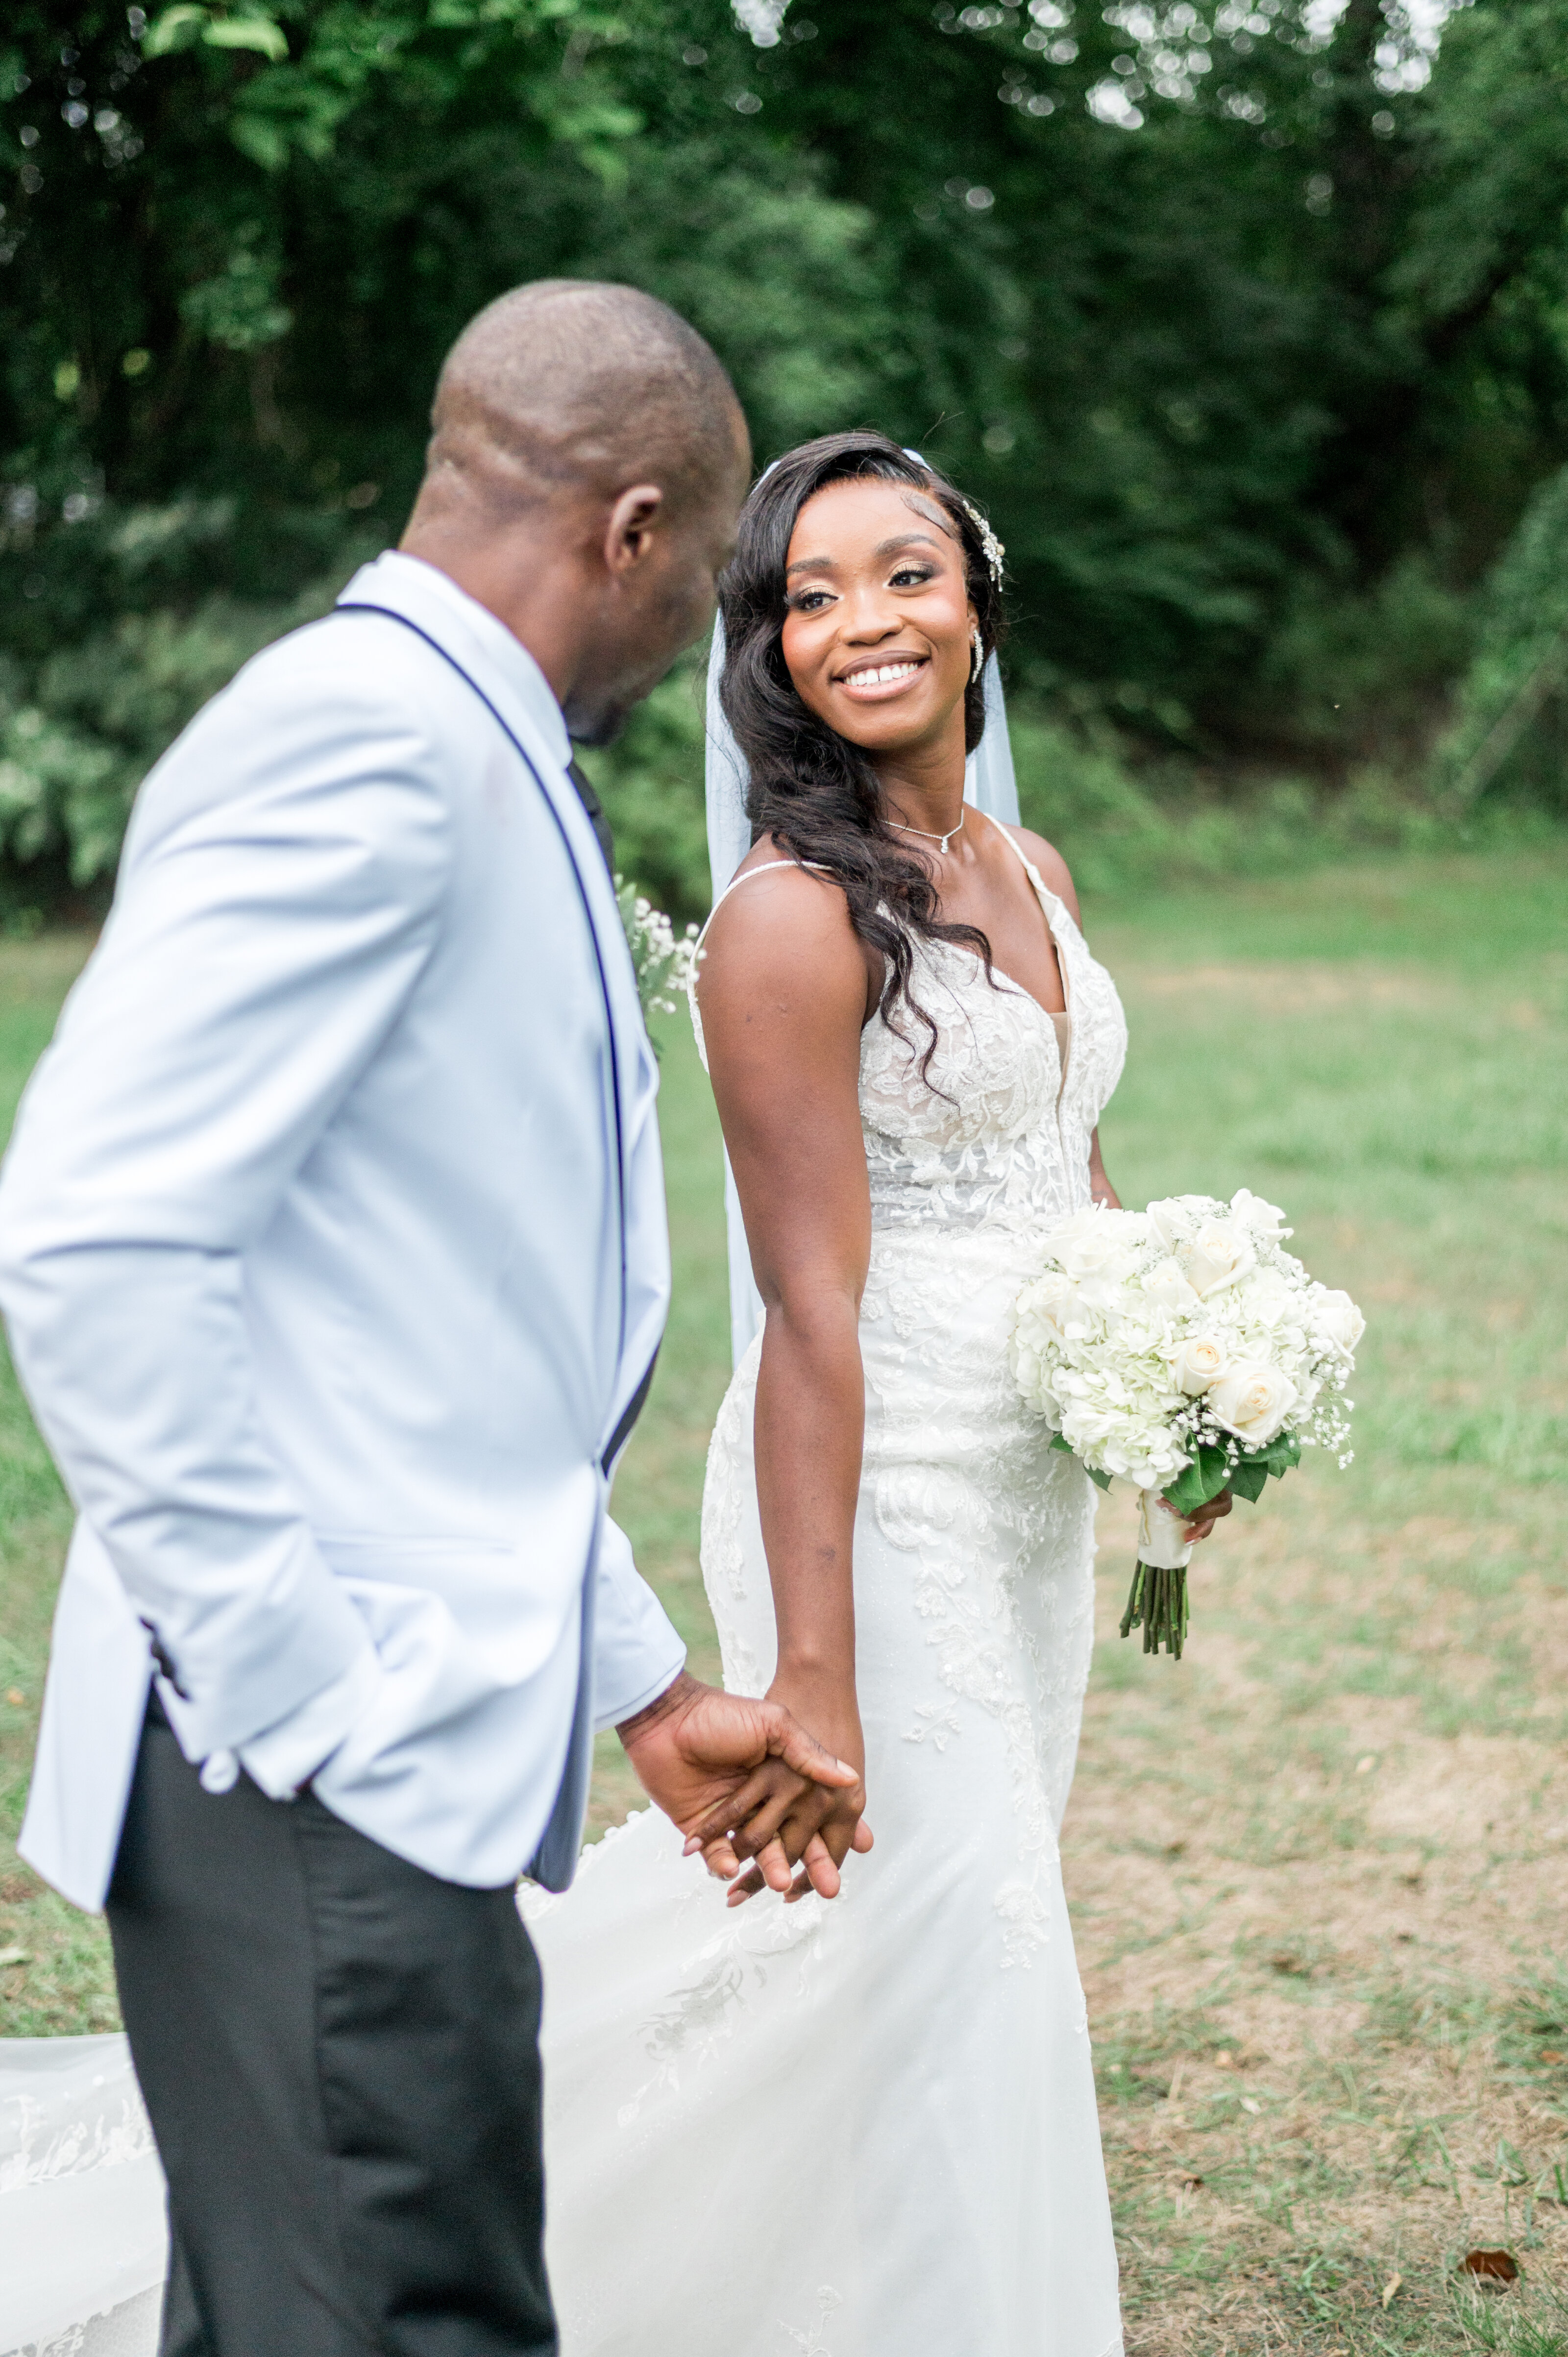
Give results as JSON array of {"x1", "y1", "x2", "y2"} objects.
[{"x1": 106, "y1": 1699, "x2": 557, "y2": 2357}]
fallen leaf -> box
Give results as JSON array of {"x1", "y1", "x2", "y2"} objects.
[
  {"x1": 1240, "y1": 2096, "x2": 1261, "y2": 2115},
  {"x1": 1381, "y1": 2272, "x2": 1402, "y2": 2310},
  {"x1": 0, "y1": 1947, "x2": 29, "y2": 1968},
  {"x1": 1214, "y1": 2050, "x2": 1235, "y2": 2069},
  {"x1": 1462, "y1": 2249, "x2": 1519, "y2": 2285},
  {"x1": 1355, "y1": 1753, "x2": 1377, "y2": 1774},
  {"x1": 3, "y1": 1689, "x2": 22, "y2": 1707},
  {"x1": 1541, "y1": 2050, "x2": 1566, "y2": 2065}
]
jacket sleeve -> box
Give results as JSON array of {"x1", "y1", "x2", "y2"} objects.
[
  {"x1": 0, "y1": 645, "x2": 452, "y2": 1765},
  {"x1": 591, "y1": 1516, "x2": 686, "y2": 1731}
]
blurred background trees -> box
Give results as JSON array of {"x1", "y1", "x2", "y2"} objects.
[{"x1": 1, "y1": 0, "x2": 1566, "y2": 917}]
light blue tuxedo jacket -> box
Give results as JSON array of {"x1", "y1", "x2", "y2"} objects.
[{"x1": 0, "y1": 553, "x2": 684, "y2": 1910}]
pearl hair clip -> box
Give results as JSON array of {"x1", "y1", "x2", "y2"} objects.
[{"x1": 959, "y1": 498, "x2": 1006, "y2": 591}]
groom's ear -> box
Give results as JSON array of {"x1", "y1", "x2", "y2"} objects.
[{"x1": 603, "y1": 485, "x2": 667, "y2": 576}]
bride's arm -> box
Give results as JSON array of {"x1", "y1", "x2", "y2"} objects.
[{"x1": 693, "y1": 858, "x2": 878, "y2": 1903}]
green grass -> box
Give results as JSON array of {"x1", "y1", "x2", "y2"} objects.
[{"x1": 1, "y1": 849, "x2": 1566, "y2": 2354}]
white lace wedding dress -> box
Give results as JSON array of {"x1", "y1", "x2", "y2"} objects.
[{"x1": 522, "y1": 827, "x2": 1128, "y2": 2357}]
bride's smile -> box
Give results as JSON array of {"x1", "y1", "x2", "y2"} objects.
[
  {"x1": 833, "y1": 653, "x2": 928, "y2": 700},
  {"x1": 781, "y1": 476, "x2": 977, "y2": 759}
]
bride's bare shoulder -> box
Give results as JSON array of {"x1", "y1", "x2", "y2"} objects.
[
  {"x1": 697, "y1": 839, "x2": 867, "y2": 1016},
  {"x1": 702, "y1": 840, "x2": 856, "y2": 955}
]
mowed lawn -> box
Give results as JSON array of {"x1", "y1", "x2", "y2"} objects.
[{"x1": 1, "y1": 851, "x2": 1566, "y2": 2357}]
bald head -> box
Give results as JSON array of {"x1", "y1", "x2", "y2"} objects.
[{"x1": 416, "y1": 279, "x2": 744, "y2": 528}]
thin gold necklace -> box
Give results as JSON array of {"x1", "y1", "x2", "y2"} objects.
[{"x1": 886, "y1": 808, "x2": 965, "y2": 855}]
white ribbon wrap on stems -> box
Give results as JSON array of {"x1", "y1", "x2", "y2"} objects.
[{"x1": 1136, "y1": 1489, "x2": 1195, "y2": 1572}]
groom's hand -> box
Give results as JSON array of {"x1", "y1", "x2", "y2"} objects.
[
  {"x1": 616, "y1": 1672, "x2": 868, "y2": 1902},
  {"x1": 698, "y1": 1670, "x2": 872, "y2": 1909}
]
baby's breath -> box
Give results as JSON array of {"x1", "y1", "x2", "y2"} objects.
[{"x1": 616, "y1": 876, "x2": 701, "y2": 1023}]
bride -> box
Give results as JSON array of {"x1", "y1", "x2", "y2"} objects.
[{"x1": 524, "y1": 431, "x2": 1228, "y2": 2357}]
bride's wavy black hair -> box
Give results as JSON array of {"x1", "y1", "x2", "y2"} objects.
[{"x1": 717, "y1": 430, "x2": 1006, "y2": 1071}]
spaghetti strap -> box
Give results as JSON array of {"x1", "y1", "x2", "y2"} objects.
[
  {"x1": 686, "y1": 858, "x2": 831, "y2": 1068},
  {"x1": 692, "y1": 858, "x2": 830, "y2": 956},
  {"x1": 982, "y1": 806, "x2": 1033, "y2": 876}
]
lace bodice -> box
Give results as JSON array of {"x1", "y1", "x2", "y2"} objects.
[{"x1": 690, "y1": 829, "x2": 1128, "y2": 1241}]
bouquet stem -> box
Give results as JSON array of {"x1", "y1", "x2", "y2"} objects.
[{"x1": 1120, "y1": 1491, "x2": 1195, "y2": 1658}]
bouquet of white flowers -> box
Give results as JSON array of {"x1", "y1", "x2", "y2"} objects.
[
  {"x1": 1010, "y1": 1190, "x2": 1364, "y2": 1657},
  {"x1": 616, "y1": 877, "x2": 701, "y2": 1026}
]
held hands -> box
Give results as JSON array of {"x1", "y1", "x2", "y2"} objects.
[
  {"x1": 617, "y1": 1671, "x2": 872, "y2": 1907},
  {"x1": 691, "y1": 1670, "x2": 872, "y2": 1908}
]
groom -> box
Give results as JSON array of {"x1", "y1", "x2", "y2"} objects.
[{"x1": 0, "y1": 283, "x2": 862, "y2": 2355}]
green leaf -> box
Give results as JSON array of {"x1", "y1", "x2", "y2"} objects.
[
  {"x1": 1245, "y1": 1431, "x2": 1302, "y2": 1480},
  {"x1": 1229, "y1": 1456, "x2": 1270, "y2": 1504},
  {"x1": 141, "y1": 4, "x2": 211, "y2": 57},
  {"x1": 204, "y1": 16, "x2": 289, "y2": 61},
  {"x1": 228, "y1": 112, "x2": 290, "y2": 171},
  {"x1": 1161, "y1": 1445, "x2": 1231, "y2": 1516}
]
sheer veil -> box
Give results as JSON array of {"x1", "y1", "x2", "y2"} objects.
[{"x1": 703, "y1": 619, "x2": 1022, "y2": 1367}]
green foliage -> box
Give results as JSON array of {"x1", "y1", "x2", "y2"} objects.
[
  {"x1": 0, "y1": 568, "x2": 349, "y2": 900},
  {"x1": 3, "y1": 0, "x2": 1568, "y2": 904},
  {"x1": 1436, "y1": 463, "x2": 1568, "y2": 808}
]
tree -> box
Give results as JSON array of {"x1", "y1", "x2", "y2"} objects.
[{"x1": 0, "y1": 0, "x2": 1564, "y2": 908}]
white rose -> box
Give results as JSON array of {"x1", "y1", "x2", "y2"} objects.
[
  {"x1": 1239, "y1": 1267, "x2": 1294, "y2": 1328},
  {"x1": 1170, "y1": 1334, "x2": 1228, "y2": 1395},
  {"x1": 1141, "y1": 1256, "x2": 1200, "y2": 1314},
  {"x1": 1018, "y1": 1271, "x2": 1082, "y2": 1347},
  {"x1": 1208, "y1": 1362, "x2": 1298, "y2": 1446},
  {"x1": 1045, "y1": 1205, "x2": 1143, "y2": 1284},
  {"x1": 1146, "y1": 1196, "x2": 1200, "y2": 1252},
  {"x1": 1312, "y1": 1287, "x2": 1366, "y2": 1357},
  {"x1": 1229, "y1": 1187, "x2": 1289, "y2": 1240},
  {"x1": 1184, "y1": 1219, "x2": 1256, "y2": 1299}
]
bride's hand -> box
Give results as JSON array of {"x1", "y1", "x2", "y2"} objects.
[
  {"x1": 693, "y1": 1673, "x2": 871, "y2": 1908},
  {"x1": 1175, "y1": 1488, "x2": 1233, "y2": 1544},
  {"x1": 618, "y1": 1672, "x2": 866, "y2": 1902}
]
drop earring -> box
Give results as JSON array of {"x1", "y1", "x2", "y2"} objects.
[{"x1": 970, "y1": 626, "x2": 984, "y2": 684}]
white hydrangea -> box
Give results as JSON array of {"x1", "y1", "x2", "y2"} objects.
[{"x1": 1010, "y1": 1188, "x2": 1361, "y2": 1498}]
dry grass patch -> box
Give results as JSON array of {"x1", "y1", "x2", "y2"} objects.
[{"x1": 1074, "y1": 1498, "x2": 1568, "y2": 2354}]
